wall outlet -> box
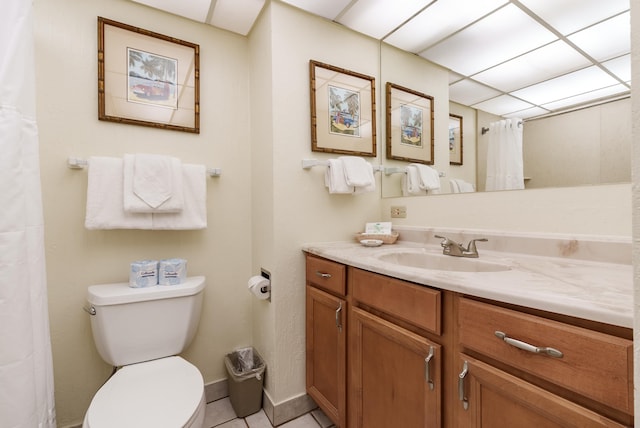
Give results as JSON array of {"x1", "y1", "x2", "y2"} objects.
[{"x1": 391, "y1": 206, "x2": 407, "y2": 218}]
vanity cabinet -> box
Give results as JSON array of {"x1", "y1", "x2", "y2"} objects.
[
  {"x1": 305, "y1": 254, "x2": 633, "y2": 427},
  {"x1": 348, "y1": 266, "x2": 444, "y2": 428},
  {"x1": 305, "y1": 255, "x2": 347, "y2": 428},
  {"x1": 456, "y1": 297, "x2": 633, "y2": 427}
]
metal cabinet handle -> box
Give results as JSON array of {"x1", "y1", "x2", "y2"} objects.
[
  {"x1": 424, "y1": 346, "x2": 435, "y2": 391},
  {"x1": 335, "y1": 302, "x2": 343, "y2": 333},
  {"x1": 315, "y1": 271, "x2": 332, "y2": 279},
  {"x1": 458, "y1": 361, "x2": 469, "y2": 410},
  {"x1": 494, "y1": 331, "x2": 563, "y2": 358}
]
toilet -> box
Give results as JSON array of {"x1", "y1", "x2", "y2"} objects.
[{"x1": 82, "y1": 276, "x2": 207, "y2": 428}]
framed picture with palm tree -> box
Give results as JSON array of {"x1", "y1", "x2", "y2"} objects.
[
  {"x1": 386, "y1": 82, "x2": 434, "y2": 165},
  {"x1": 98, "y1": 17, "x2": 200, "y2": 133},
  {"x1": 309, "y1": 60, "x2": 376, "y2": 156}
]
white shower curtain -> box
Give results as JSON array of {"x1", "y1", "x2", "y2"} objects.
[
  {"x1": 0, "y1": 1, "x2": 56, "y2": 427},
  {"x1": 485, "y1": 118, "x2": 525, "y2": 191}
]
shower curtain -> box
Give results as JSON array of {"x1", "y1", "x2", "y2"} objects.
[
  {"x1": 0, "y1": 0, "x2": 56, "y2": 427},
  {"x1": 485, "y1": 118, "x2": 525, "y2": 191}
]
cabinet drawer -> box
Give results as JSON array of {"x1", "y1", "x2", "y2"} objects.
[
  {"x1": 350, "y1": 268, "x2": 441, "y2": 335},
  {"x1": 458, "y1": 297, "x2": 633, "y2": 414},
  {"x1": 306, "y1": 255, "x2": 346, "y2": 296}
]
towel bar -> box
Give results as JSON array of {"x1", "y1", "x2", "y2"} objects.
[
  {"x1": 301, "y1": 158, "x2": 384, "y2": 172},
  {"x1": 67, "y1": 157, "x2": 222, "y2": 177},
  {"x1": 384, "y1": 166, "x2": 446, "y2": 177}
]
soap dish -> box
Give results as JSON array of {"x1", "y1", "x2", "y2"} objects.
[
  {"x1": 360, "y1": 239, "x2": 384, "y2": 247},
  {"x1": 354, "y1": 231, "x2": 399, "y2": 245}
]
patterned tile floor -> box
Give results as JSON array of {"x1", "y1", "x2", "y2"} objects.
[{"x1": 205, "y1": 397, "x2": 335, "y2": 428}]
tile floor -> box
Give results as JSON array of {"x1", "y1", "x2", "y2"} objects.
[{"x1": 204, "y1": 397, "x2": 335, "y2": 428}]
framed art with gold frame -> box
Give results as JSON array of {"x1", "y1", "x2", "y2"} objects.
[
  {"x1": 98, "y1": 17, "x2": 200, "y2": 133},
  {"x1": 309, "y1": 60, "x2": 376, "y2": 156},
  {"x1": 386, "y1": 82, "x2": 434, "y2": 164},
  {"x1": 449, "y1": 113, "x2": 463, "y2": 165}
]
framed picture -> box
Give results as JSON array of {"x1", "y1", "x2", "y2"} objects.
[
  {"x1": 309, "y1": 60, "x2": 376, "y2": 157},
  {"x1": 98, "y1": 17, "x2": 200, "y2": 133},
  {"x1": 449, "y1": 113, "x2": 463, "y2": 165},
  {"x1": 386, "y1": 83, "x2": 434, "y2": 164}
]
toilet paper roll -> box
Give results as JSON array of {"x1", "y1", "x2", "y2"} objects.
[
  {"x1": 129, "y1": 260, "x2": 159, "y2": 288},
  {"x1": 248, "y1": 275, "x2": 270, "y2": 300},
  {"x1": 158, "y1": 258, "x2": 187, "y2": 285}
]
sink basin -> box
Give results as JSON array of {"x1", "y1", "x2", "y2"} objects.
[{"x1": 376, "y1": 249, "x2": 511, "y2": 272}]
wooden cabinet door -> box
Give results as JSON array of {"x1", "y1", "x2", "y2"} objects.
[
  {"x1": 350, "y1": 307, "x2": 441, "y2": 428},
  {"x1": 306, "y1": 286, "x2": 347, "y2": 427},
  {"x1": 455, "y1": 355, "x2": 627, "y2": 428}
]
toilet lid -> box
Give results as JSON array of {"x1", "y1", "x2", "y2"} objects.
[{"x1": 86, "y1": 356, "x2": 204, "y2": 428}]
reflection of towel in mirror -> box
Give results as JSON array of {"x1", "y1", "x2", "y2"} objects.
[
  {"x1": 453, "y1": 179, "x2": 475, "y2": 193},
  {"x1": 402, "y1": 165, "x2": 424, "y2": 196},
  {"x1": 410, "y1": 163, "x2": 440, "y2": 191}
]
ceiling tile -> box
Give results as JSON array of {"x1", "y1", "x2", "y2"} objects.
[
  {"x1": 278, "y1": 0, "x2": 352, "y2": 20},
  {"x1": 471, "y1": 40, "x2": 590, "y2": 92},
  {"x1": 419, "y1": 4, "x2": 557, "y2": 76},
  {"x1": 602, "y1": 55, "x2": 631, "y2": 82},
  {"x1": 472, "y1": 95, "x2": 534, "y2": 116},
  {"x1": 337, "y1": 0, "x2": 432, "y2": 40},
  {"x1": 130, "y1": 0, "x2": 211, "y2": 22},
  {"x1": 449, "y1": 79, "x2": 501, "y2": 106},
  {"x1": 511, "y1": 66, "x2": 621, "y2": 105},
  {"x1": 518, "y1": 0, "x2": 629, "y2": 35},
  {"x1": 541, "y1": 84, "x2": 630, "y2": 111},
  {"x1": 383, "y1": 0, "x2": 507, "y2": 53},
  {"x1": 503, "y1": 106, "x2": 550, "y2": 120},
  {"x1": 568, "y1": 12, "x2": 630, "y2": 61},
  {"x1": 209, "y1": 0, "x2": 266, "y2": 35}
]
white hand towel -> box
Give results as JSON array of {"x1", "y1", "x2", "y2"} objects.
[
  {"x1": 85, "y1": 157, "x2": 153, "y2": 229},
  {"x1": 340, "y1": 156, "x2": 374, "y2": 187},
  {"x1": 410, "y1": 163, "x2": 441, "y2": 190},
  {"x1": 353, "y1": 162, "x2": 376, "y2": 194},
  {"x1": 402, "y1": 165, "x2": 424, "y2": 196},
  {"x1": 124, "y1": 154, "x2": 184, "y2": 213},
  {"x1": 454, "y1": 179, "x2": 475, "y2": 193},
  {"x1": 324, "y1": 159, "x2": 352, "y2": 194},
  {"x1": 151, "y1": 164, "x2": 207, "y2": 230}
]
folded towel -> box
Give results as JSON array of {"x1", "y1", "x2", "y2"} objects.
[
  {"x1": 410, "y1": 163, "x2": 440, "y2": 191},
  {"x1": 124, "y1": 154, "x2": 184, "y2": 213},
  {"x1": 402, "y1": 165, "x2": 424, "y2": 196},
  {"x1": 324, "y1": 159, "x2": 352, "y2": 194},
  {"x1": 85, "y1": 157, "x2": 153, "y2": 229},
  {"x1": 340, "y1": 156, "x2": 374, "y2": 187},
  {"x1": 151, "y1": 164, "x2": 207, "y2": 230},
  {"x1": 353, "y1": 162, "x2": 376, "y2": 194},
  {"x1": 454, "y1": 179, "x2": 475, "y2": 193}
]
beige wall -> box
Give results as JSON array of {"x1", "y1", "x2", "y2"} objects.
[
  {"x1": 34, "y1": 0, "x2": 254, "y2": 425},
  {"x1": 32, "y1": 0, "x2": 634, "y2": 426}
]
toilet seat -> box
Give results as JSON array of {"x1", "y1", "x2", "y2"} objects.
[{"x1": 84, "y1": 356, "x2": 205, "y2": 428}]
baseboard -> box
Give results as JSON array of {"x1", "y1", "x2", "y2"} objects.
[{"x1": 205, "y1": 378, "x2": 318, "y2": 426}]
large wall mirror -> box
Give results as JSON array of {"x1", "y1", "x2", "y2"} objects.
[{"x1": 380, "y1": 42, "x2": 632, "y2": 198}]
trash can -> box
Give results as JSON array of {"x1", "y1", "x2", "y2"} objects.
[{"x1": 224, "y1": 347, "x2": 266, "y2": 417}]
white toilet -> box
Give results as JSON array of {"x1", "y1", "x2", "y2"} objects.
[{"x1": 83, "y1": 276, "x2": 207, "y2": 428}]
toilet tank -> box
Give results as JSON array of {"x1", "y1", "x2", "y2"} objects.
[{"x1": 86, "y1": 276, "x2": 206, "y2": 367}]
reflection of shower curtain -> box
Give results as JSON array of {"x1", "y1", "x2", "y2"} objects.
[
  {"x1": 485, "y1": 118, "x2": 525, "y2": 191},
  {"x1": 0, "y1": 1, "x2": 56, "y2": 427}
]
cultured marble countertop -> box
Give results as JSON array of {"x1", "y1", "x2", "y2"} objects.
[{"x1": 302, "y1": 240, "x2": 633, "y2": 328}]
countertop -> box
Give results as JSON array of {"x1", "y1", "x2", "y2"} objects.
[{"x1": 302, "y1": 240, "x2": 633, "y2": 328}]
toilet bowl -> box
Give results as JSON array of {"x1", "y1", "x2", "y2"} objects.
[{"x1": 83, "y1": 276, "x2": 207, "y2": 428}]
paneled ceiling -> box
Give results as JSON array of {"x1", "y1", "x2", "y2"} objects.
[{"x1": 130, "y1": 0, "x2": 631, "y2": 119}]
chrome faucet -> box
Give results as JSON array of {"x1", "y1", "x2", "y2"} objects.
[{"x1": 434, "y1": 235, "x2": 488, "y2": 258}]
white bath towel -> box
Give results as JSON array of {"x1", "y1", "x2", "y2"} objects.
[
  {"x1": 123, "y1": 154, "x2": 184, "y2": 213},
  {"x1": 453, "y1": 179, "x2": 475, "y2": 193},
  {"x1": 340, "y1": 156, "x2": 374, "y2": 188},
  {"x1": 324, "y1": 159, "x2": 352, "y2": 194},
  {"x1": 151, "y1": 164, "x2": 207, "y2": 230},
  {"x1": 352, "y1": 162, "x2": 376, "y2": 194},
  {"x1": 410, "y1": 163, "x2": 440, "y2": 191},
  {"x1": 85, "y1": 157, "x2": 153, "y2": 229},
  {"x1": 402, "y1": 165, "x2": 424, "y2": 196}
]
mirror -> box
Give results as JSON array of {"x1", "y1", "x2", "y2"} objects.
[{"x1": 380, "y1": 42, "x2": 632, "y2": 198}]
